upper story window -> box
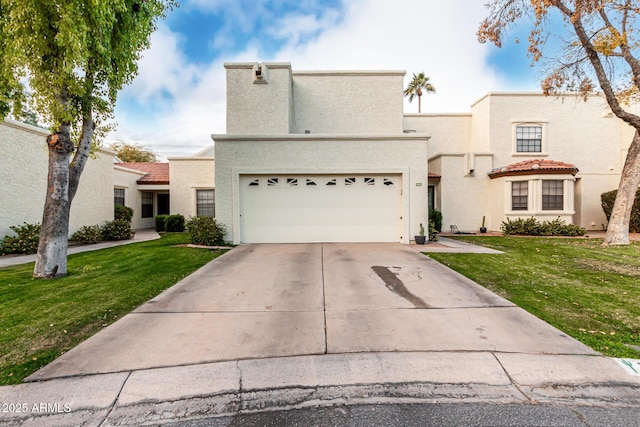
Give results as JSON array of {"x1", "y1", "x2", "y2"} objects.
[{"x1": 516, "y1": 125, "x2": 543, "y2": 153}]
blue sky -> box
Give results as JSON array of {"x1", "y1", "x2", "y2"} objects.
[{"x1": 112, "y1": 0, "x2": 541, "y2": 158}]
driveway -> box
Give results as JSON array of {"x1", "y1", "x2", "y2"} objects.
[{"x1": 27, "y1": 243, "x2": 595, "y2": 381}]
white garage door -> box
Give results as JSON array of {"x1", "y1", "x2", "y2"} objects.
[{"x1": 239, "y1": 174, "x2": 402, "y2": 243}]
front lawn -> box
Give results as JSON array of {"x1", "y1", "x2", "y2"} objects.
[
  {"x1": 0, "y1": 233, "x2": 227, "y2": 385},
  {"x1": 428, "y1": 237, "x2": 640, "y2": 358}
]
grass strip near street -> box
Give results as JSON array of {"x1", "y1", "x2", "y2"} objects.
[
  {"x1": 0, "y1": 233, "x2": 227, "y2": 385},
  {"x1": 427, "y1": 236, "x2": 640, "y2": 359}
]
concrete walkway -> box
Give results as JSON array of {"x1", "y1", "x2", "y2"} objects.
[
  {"x1": 0, "y1": 229, "x2": 161, "y2": 268},
  {"x1": 1, "y1": 242, "x2": 638, "y2": 426}
]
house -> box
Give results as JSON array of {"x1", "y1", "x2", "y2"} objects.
[
  {"x1": 1, "y1": 61, "x2": 633, "y2": 244},
  {"x1": 213, "y1": 62, "x2": 633, "y2": 244}
]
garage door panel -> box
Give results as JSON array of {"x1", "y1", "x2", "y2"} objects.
[{"x1": 240, "y1": 175, "x2": 402, "y2": 243}]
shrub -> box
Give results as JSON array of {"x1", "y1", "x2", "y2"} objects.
[
  {"x1": 429, "y1": 209, "x2": 443, "y2": 232},
  {"x1": 428, "y1": 220, "x2": 438, "y2": 242},
  {"x1": 165, "y1": 214, "x2": 185, "y2": 232},
  {"x1": 601, "y1": 189, "x2": 640, "y2": 232},
  {"x1": 0, "y1": 223, "x2": 41, "y2": 255},
  {"x1": 101, "y1": 219, "x2": 132, "y2": 241},
  {"x1": 114, "y1": 204, "x2": 134, "y2": 222},
  {"x1": 155, "y1": 215, "x2": 169, "y2": 232},
  {"x1": 186, "y1": 217, "x2": 226, "y2": 246},
  {"x1": 501, "y1": 217, "x2": 585, "y2": 237},
  {"x1": 70, "y1": 225, "x2": 102, "y2": 244}
]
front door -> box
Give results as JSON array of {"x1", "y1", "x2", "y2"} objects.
[{"x1": 157, "y1": 194, "x2": 170, "y2": 216}]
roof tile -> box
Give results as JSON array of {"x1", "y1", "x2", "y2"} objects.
[
  {"x1": 488, "y1": 159, "x2": 578, "y2": 179},
  {"x1": 116, "y1": 162, "x2": 169, "y2": 185}
]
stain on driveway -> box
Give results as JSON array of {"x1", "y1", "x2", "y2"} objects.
[{"x1": 371, "y1": 266, "x2": 430, "y2": 308}]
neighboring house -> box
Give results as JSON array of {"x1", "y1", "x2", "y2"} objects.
[
  {"x1": 213, "y1": 62, "x2": 633, "y2": 244},
  {"x1": 0, "y1": 119, "x2": 115, "y2": 240}
]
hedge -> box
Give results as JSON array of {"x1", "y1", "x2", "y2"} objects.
[{"x1": 601, "y1": 189, "x2": 640, "y2": 233}]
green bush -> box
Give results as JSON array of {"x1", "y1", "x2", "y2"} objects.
[
  {"x1": 165, "y1": 214, "x2": 185, "y2": 232},
  {"x1": 101, "y1": 219, "x2": 132, "y2": 241},
  {"x1": 428, "y1": 220, "x2": 438, "y2": 242},
  {"x1": 114, "y1": 204, "x2": 134, "y2": 222},
  {"x1": 429, "y1": 209, "x2": 443, "y2": 232},
  {"x1": 70, "y1": 225, "x2": 102, "y2": 244},
  {"x1": 501, "y1": 217, "x2": 585, "y2": 236},
  {"x1": 0, "y1": 223, "x2": 41, "y2": 255},
  {"x1": 155, "y1": 215, "x2": 169, "y2": 232},
  {"x1": 186, "y1": 217, "x2": 226, "y2": 246},
  {"x1": 601, "y1": 189, "x2": 640, "y2": 232}
]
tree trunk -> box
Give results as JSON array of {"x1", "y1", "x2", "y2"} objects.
[
  {"x1": 604, "y1": 129, "x2": 640, "y2": 245},
  {"x1": 33, "y1": 126, "x2": 75, "y2": 278},
  {"x1": 418, "y1": 94, "x2": 421, "y2": 113}
]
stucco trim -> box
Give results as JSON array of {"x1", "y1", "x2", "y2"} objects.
[
  {"x1": 113, "y1": 165, "x2": 148, "y2": 176},
  {"x1": 292, "y1": 70, "x2": 406, "y2": 77},
  {"x1": 428, "y1": 152, "x2": 493, "y2": 161},
  {"x1": 1, "y1": 118, "x2": 50, "y2": 136},
  {"x1": 224, "y1": 62, "x2": 292, "y2": 70},
  {"x1": 212, "y1": 134, "x2": 430, "y2": 142},
  {"x1": 167, "y1": 156, "x2": 215, "y2": 161}
]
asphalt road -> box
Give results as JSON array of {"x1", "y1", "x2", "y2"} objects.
[{"x1": 162, "y1": 403, "x2": 640, "y2": 427}]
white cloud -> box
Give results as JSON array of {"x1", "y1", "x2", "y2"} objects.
[{"x1": 111, "y1": 0, "x2": 510, "y2": 158}]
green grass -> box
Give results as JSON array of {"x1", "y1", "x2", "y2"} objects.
[
  {"x1": 0, "y1": 233, "x2": 227, "y2": 385},
  {"x1": 428, "y1": 236, "x2": 640, "y2": 358}
]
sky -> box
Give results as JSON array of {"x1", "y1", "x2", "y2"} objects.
[{"x1": 111, "y1": 0, "x2": 541, "y2": 159}]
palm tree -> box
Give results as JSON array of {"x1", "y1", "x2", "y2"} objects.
[{"x1": 404, "y1": 72, "x2": 435, "y2": 113}]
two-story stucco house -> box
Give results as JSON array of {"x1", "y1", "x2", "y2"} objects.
[
  {"x1": 1, "y1": 61, "x2": 633, "y2": 245},
  {"x1": 212, "y1": 62, "x2": 633, "y2": 244}
]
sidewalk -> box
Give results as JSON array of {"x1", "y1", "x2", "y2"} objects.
[{"x1": 0, "y1": 229, "x2": 160, "y2": 268}]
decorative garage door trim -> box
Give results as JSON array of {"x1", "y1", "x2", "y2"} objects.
[{"x1": 239, "y1": 174, "x2": 403, "y2": 243}]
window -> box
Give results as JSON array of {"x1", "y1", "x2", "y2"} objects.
[
  {"x1": 326, "y1": 178, "x2": 337, "y2": 186},
  {"x1": 345, "y1": 177, "x2": 356, "y2": 186},
  {"x1": 196, "y1": 189, "x2": 215, "y2": 217},
  {"x1": 141, "y1": 192, "x2": 154, "y2": 218},
  {"x1": 306, "y1": 179, "x2": 317, "y2": 186},
  {"x1": 248, "y1": 179, "x2": 260, "y2": 187},
  {"x1": 114, "y1": 188, "x2": 125, "y2": 206},
  {"x1": 542, "y1": 180, "x2": 564, "y2": 210},
  {"x1": 383, "y1": 178, "x2": 394, "y2": 186},
  {"x1": 287, "y1": 178, "x2": 298, "y2": 186},
  {"x1": 516, "y1": 125, "x2": 542, "y2": 152},
  {"x1": 364, "y1": 177, "x2": 375, "y2": 186},
  {"x1": 267, "y1": 178, "x2": 279, "y2": 186},
  {"x1": 428, "y1": 186, "x2": 435, "y2": 212},
  {"x1": 511, "y1": 181, "x2": 528, "y2": 211}
]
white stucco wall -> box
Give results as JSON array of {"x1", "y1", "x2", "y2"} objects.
[
  {"x1": 1, "y1": 119, "x2": 115, "y2": 239},
  {"x1": 293, "y1": 71, "x2": 405, "y2": 135},
  {"x1": 403, "y1": 114, "x2": 471, "y2": 156},
  {"x1": 225, "y1": 62, "x2": 293, "y2": 135},
  {"x1": 168, "y1": 157, "x2": 215, "y2": 218},
  {"x1": 214, "y1": 135, "x2": 429, "y2": 244}
]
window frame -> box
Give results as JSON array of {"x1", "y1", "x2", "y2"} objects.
[
  {"x1": 512, "y1": 121, "x2": 548, "y2": 155},
  {"x1": 196, "y1": 189, "x2": 215, "y2": 218},
  {"x1": 114, "y1": 188, "x2": 125, "y2": 207},
  {"x1": 511, "y1": 181, "x2": 529, "y2": 211},
  {"x1": 542, "y1": 180, "x2": 564, "y2": 211},
  {"x1": 141, "y1": 192, "x2": 154, "y2": 218}
]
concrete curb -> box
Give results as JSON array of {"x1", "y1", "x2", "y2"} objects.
[{"x1": 2, "y1": 352, "x2": 638, "y2": 426}]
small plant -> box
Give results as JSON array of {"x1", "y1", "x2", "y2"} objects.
[
  {"x1": 186, "y1": 216, "x2": 226, "y2": 246},
  {"x1": 428, "y1": 220, "x2": 438, "y2": 241},
  {"x1": 70, "y1": 225, "x2": 102, "y2": 244},
  {"x1": 101, "y1": 219, "x2": 132, "y2": 241},
  {"x1": 419, "y1": 223, "x2": 425, "y2": 236},
  {"x1": 114, "y1": 204, "x2": 134, "y2": 222},
  {"x1": 429, "y1": 209, "x2": 443, "y2": 232},
  {"x1": 480, "y1": 215, "x2": 487, "y2": 233},
  {"x1": 155, "y1": 215, "x2": 169, "y2": 232},
  {"x1": 0, "y1": 222, "x2": 41, "y2": 255},
  {"x1": 165, "y1": 214, "x2": 185, "y2": 232}
]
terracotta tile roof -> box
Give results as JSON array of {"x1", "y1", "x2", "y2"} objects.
[
  {"x1": 428, "y1": 172, "x2": 441, "y2": 179},
  {"x1": 116, "y1": 162, "x2": 170, "y2": 185},
  {"x1": 488, "y1": 159, "x2": 578, "y2": 179}
]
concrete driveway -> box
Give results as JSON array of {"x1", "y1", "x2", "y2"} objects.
[{"x1": 27, "y1": 243, "x2": 595, "y2": 381}]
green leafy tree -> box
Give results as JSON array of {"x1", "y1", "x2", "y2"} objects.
[
  {"x1": 0, "y1": 0, "x2": 177, "y2": 277},
  {"x1": 479, "y1": 0, "x2": 640, "y2": 246},
  {"x1": 403, "y1": 72, "x2": 435, "y2": 113},
  {"x1": 111, "y1": 141, "x2": 158, "y2": 162}
]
